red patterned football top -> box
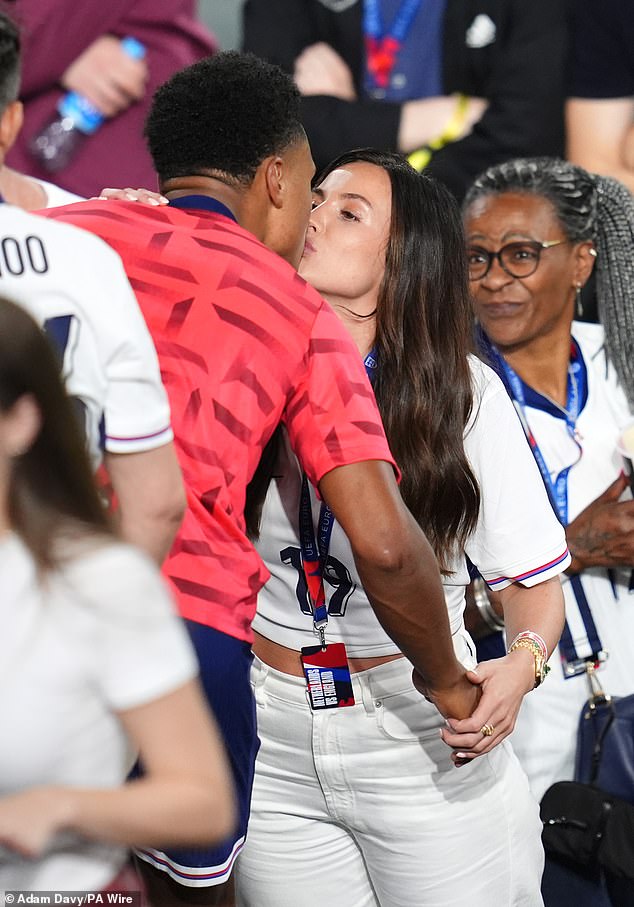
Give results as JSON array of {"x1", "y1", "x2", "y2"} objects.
[{"x1": 45, "y1": 200, "x2": 394, "y2": 641}]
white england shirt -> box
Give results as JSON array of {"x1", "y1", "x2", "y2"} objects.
[
  {"x1": 0, "y1": 202, "x2": 172, "y2": 466},
  {"x1": 254, "y1": 356, "x2": 569, "y2": 657}
]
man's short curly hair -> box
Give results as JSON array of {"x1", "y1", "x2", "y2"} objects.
[
  {"x1": 145, "y1": 51, "x2": 305, "y2": 186},
  {"x1": 0, "y1": 11, "x2": 20, "y2": 115}
]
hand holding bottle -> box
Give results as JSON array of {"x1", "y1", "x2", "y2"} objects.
[
  {"x1": 61, "y1": 35, "x2": 148, "y2": 118},
  {"x1": 30, "y1": 36, "x2": 146, "y2": 173}
]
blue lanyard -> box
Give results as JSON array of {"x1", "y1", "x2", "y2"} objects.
[
  {"x1": 497, "y1": 354, "x2": 583, "y2": 526},
  {"x1": 168, "y1": 195, "x2": 237, "y2": 222},
  {"x1": 299, "y1": 351, "x2": 377, "y2": 640},
  {"x1": 484, "y1": 337, "x2": 603, "y2": 667},
  {"x1": 364, "y1": 0, "x2": 423, "y2": 42},
  {"x1": 364, "y1": 0, "x2": 424, "y2": 88}
]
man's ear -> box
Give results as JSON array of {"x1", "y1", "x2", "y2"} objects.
[
  {"x1": 263, "y1": 155, "x2": 285, "y2": 209},
  {"x1": 0, "y1": 100, "x2": 23, "y2": 156}
]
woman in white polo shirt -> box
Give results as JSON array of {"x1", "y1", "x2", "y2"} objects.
[
  {"x1": 463, "y1": 156, "x2": 634, "y2": 907},
  {"x1": 235, "y1": 149, "x2": 569, "y2": 907}
]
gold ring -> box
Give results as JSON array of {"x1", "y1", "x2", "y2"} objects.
[{"x1": 480, "y1": 723, "x2": 495, "y2": 737}]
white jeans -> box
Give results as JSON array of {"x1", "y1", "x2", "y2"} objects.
[{"x1": 235, "y1": 654, "x2": 544, "y2": 907}]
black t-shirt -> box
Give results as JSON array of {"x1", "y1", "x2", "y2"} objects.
[{"x1": 568, "y1": 0, "x2": 634, "y2": 97}]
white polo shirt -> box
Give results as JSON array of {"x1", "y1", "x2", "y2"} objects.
[{"x1": 254, "y1": 356, "x2": 569, "y2": 657}]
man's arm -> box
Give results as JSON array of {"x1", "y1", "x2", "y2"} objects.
[
  {"x1": 104, "y1": 443, "x2": 186, "y2": 565},
  {"x1": 566, "y1": 98, "x2": 634, "y2": 193},
  {"x1": 319, "y1": 460, "x2": 479, "y2": 720},
  {"x1": 426, "y1": 0, "x2": 567, "y2": 198}
]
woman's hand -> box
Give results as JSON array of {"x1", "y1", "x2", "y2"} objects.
[
  {"x1": 438, "y1": 650, "x2": 536, "y2": 765},
  {"x1": 0, "y1": 787, "x2": 73, "y2": 858},
  {"x1": 566, "y1": 475, "x2": 634, "y2": 573},
  {"x1": 566, "y1": 473, "x2": 634, "y2": 573},
  {"x1": 97, "y1": 187, "x2": 168, "y2": 206}
]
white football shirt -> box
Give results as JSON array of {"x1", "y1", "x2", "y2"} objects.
[{"x1": 0, "y1": 202, "x2": 172, "y2": 465}]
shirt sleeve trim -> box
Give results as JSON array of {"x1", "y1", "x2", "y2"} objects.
[{"x1": 485, "y1": 547, "x2": 570, "y2": 588}]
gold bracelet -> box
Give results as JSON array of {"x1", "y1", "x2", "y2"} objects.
[
  {"x1": 508, "y1": 638, "x2": 551, "y2": 688},
  {"x1": 408, "y1": 94, "x2": 470, "y2": 172}
]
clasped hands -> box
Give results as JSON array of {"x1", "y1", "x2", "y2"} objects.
[{"x1": 413, "y1": 649, "x2": 535, "y2": 767}]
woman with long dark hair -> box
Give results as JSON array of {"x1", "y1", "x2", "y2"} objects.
[
  {"x1": 234, "y1": 150, "x2": 568, "y2": 906},
  {"x1": 0, "y1": 296, "x2": 235, "y2": 889}
]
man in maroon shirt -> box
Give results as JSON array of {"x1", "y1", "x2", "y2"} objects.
[{"x1": 5, "y1": 0, "x2": 216, "y2": 196}]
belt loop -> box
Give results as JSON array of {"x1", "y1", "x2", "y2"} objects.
[
  {"x1": 359, "y1": 671, "x2": 376, "y2": 716},
  {"x1": 251, "y1": 655, "x2": 269, "y2": 708}
]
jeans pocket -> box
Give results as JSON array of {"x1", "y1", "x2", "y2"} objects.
[{"x1": 374, "y1": 687, "x2": 443, "y2": 743}]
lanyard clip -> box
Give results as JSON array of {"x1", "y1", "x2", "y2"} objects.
[{"x1": 315, "y1": 623, "x2": 327, "y2": 651}]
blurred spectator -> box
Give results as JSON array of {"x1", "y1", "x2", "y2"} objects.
[
  {"x1": 2, "y1": 0, "x2": 216, "y2": 197},
  {"x1": 243, "y1": 0, "x2": 567, "y2": 200},
  {"x1": 0, "y1": 296, "x2": 235, "y2": 891},
  {"x1": 566, "y1": 0, "x2": 634, "y2": 194}
]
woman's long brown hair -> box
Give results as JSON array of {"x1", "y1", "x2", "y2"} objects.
[
  {"x1": 315, "y1": 149, "x2": 480, "y2": 572},
  {"x1": 0, "y1": 296, "x2": 111, "y2": 568}
]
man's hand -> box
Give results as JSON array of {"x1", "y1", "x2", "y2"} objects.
[
  {"x1": 294, "y1": 42, "x2": 357, "y2": 100},
  {"x1": 412, "y1": 668, "x2": 481, "y2": 721},
  {"x1": 566, "y1": 474, "x2": 634, "y2": 573},
  {"x1": 61, "y1": 35, "x2": 148, "y2": 118},
  {"x1": 398, "y1": 95, "x2": 488, "y2": 154}
]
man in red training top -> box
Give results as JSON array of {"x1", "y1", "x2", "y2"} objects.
[{"x1": 46, "y1": 51, "x2": 478, "y2": 906}]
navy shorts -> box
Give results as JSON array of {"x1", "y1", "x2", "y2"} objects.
[{"x1": 135, "y1": 622, "x2": 258, "y2": 888}]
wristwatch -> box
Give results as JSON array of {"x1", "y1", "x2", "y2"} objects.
[{"x1": 508, "y1": 638, "x2": 550, "y2": 688}]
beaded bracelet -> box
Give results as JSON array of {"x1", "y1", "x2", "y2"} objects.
[{"x1": 508, "y1": 630, "x2": 547, "y2": 659}]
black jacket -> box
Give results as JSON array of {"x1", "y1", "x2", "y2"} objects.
[{"x1": 243, "y1": 0, "x2": 567, "y2": 200}]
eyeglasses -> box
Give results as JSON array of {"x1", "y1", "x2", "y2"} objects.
[{"x1": 467, "y1": 239, "x2": 569, "y2": 281}]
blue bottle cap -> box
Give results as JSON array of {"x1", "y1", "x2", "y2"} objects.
[{"x1": 120, "y1": 36, "x2": 146, "y2": 60}]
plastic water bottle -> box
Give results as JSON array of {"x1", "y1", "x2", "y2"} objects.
[{"x1": 29, "y1": 36, "x2": 146, "y2": 173}]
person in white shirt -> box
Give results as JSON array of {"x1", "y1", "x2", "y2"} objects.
[
  {"x1": 235, "y1": 149, "x2": 568, "y2": 907},
  {"x1": 0, "y1": 296, "x2": 235, "y2": 890},
  {"x1": 0, "y1": 199, "x2": 184, "y2": 563},
  {"x1": 463, "y1": 155, "x2": 634, "y2": 906},
  {"x1": 0, "y1": 6, "x2": 183, "y2": 564}
]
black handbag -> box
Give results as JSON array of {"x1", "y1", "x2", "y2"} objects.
[{"x1": 540, "y1": 665, "x2": 634, "y2": 881}]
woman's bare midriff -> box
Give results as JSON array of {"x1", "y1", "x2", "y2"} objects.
[{"x1": 253, "y1": 630, "x2": 404, "y2": 676}]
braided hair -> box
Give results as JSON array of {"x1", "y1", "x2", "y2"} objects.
[{"x1": 463, "y1": 157, "x2": 634, "y2": 406}]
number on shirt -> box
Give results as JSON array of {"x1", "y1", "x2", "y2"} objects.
[{"x1": 42, "y1": 314, "x2": 101, "y2": 447}]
